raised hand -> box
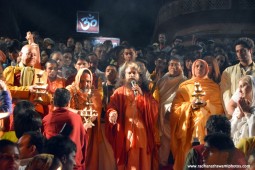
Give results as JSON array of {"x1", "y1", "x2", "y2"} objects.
[
  {"x1": 131, "y1": 83, "x2": 143, "y2": 95},
  {"x1": 238, "y1": 97, "x2": 251, "y2": 117}
]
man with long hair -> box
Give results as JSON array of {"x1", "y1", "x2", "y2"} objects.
[{"x1": 106, "y1": 61, "x2": 159, "y2": 170}]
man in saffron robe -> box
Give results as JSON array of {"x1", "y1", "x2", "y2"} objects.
[
  {"x1": 170, "y1": 59, "x2": 224, "y2": 170},
  {"x1": 66, "y1": 68, "x2": 110, "y2": 170},
  {"x1": 3, "y1": 44, "x2": 47, "y2": 101},
  {"x1": 106, "y1": 61, "x2": 159, "y2": 170},
  {"x1": 3, "y1": 44, "x2": 47, "y2": 128},
  {"x1": 45, "y1": 59, "x2": 66, "y2": 112},
  {"x1": 157, "y1": 57, "x2": 186, "y2": 167},
  {"x1": 43, "y1": 88, "x2": 86, "y2": 170}
]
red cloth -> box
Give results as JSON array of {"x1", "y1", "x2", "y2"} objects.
[
  {"x1": 43, "y1": 108, "x2": 87, "y2": 170},
  {"x1": 105, "y1": 86, "x2": 159, "y2": 166},
  {"x1": 192, "y1": 144, "x2": 205, "y2": 167},
  {"x1": 92, "y1": 73, "x2": 99, "y2": 89},
  {"x1": 193, "y1": 144, "x2": 247, "y2": 170},
  {"x1": 47, "y1": 77, "x2": 66, "y2": 94},
  {"x1": 0, "y1": 50, "x2": 6, "y2": 63}
]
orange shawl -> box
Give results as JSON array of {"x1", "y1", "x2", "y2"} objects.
[{"x1": 170, "y1": 77, "x2": 224, "y2": 169}]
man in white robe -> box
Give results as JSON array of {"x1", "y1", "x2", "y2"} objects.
[{"x1": 157, "y1": 57, "x2": 187, "y2": 167}]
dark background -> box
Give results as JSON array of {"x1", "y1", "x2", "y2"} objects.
[{"x1": 0, "y1": 0, "x2": 161, "y2": 47}]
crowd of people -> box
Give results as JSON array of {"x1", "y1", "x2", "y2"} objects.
[{"x1": 0, "y1": 31, "x2": 255, "y2": 170}]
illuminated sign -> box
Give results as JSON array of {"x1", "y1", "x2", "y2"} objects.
[
  {"x1": 76, "y1": 11, "x2": 99, "y2": 33},
  {"x1": 91, "y1": 37, "x2": 120, "y2": 47}
]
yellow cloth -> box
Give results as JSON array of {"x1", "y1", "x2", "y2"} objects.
[
  {"x1": 149, "y1": 81, "x2": 159, "y2": 102},
  {"x1": 0, "y1": 131, "x2": 18, "y2": 143},
  {"x1": 236, "y1": 137, "x2": 255, "y2": 158},
  {"x1": 150, "y1": 71, "x2": 157, "y2": 82},
  {"x1": 20, "y1": 67, "x2": 34, "y2": 86},
  {"x1": 170, "y1": 77, "x2": 224, "y2": 170},
  {"x1": 3, "y1": 66, "x2": 47, "y2": 100}
]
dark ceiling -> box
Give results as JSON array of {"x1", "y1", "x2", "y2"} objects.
[{"x1": 0, "y1": 0, "x2": 161, "y2": 47}]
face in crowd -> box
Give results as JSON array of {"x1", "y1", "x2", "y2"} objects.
[
  {"x1": 238, "y1": 76, "x2": 252, "y2": 100},
  {"x1": 158, "y1": 34, "x2": 166, "y2": 44},
  {"x1": 45, "y1": 62, "x2": 58, "y2": 80},
  {"x1": 105, "y1": 65, "x2": 117, "y2": 83},
  {"x1": 74, "y1": 59, "x2": 88, "y2": 71},
  {"x1": 67, "y1": 38, "x2": 74, "y2": 48},
  {"x1": 41, "y1": 51, "x2": 49, "y2": 64},
  {"x1": 123, "y1": 48, "x2": 135, "y2": 62},
  {"x1": 215, "y1": 54, "x2": 226, "y2": 69},
  {"x1": 125, "y1": 65, "x2": 139, "y2": 85},
  {"x1": 168, "y1": 59, "x2": 182, "y2": 77},
  {"x1": 185, "y1": 59, "x2": 193, "y2": 71},
  {"x1": 63, "y1": 53, "x2": 73, "y2": 67},
  {"x1": 94, "y1": 46, "x2": 106, "y2": 60},
  {"x1": 235, "y1": 44, "x2": 252, "y2": 63},
  {"x1": 64, "y1": 150, "x2": 76, "y2": 170},
  {"x1": 0, "y1": 144, "x2": 20, "y2": 170},
  {"x1": 51, "y1": 53, "x2": 64, "y2": 69},
  {"x1": 83, "y1": 40, "x2": 92, "y2": 52},
  {"x1": 194, "y1": 60, "x2": 207, "y2": 78},
  {"x1": 88, "y1": 54, "x2": 99, "y2": 73},
  {"x1": 17, "y1": 134, "x2": 35, "y2": 160},
  {"x1": 79, "y1": 72, "x2": 92, "y2": 92},
  {"x1": 20, "y1": 45, "x2": 36, "y2": 67},
  {"x1": 155, "y1": 58, "x2": 167, "y2": 71}
]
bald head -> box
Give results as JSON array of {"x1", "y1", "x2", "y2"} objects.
[{"x1": 20, "y1": 45, "x2": 36, "y2": 66}]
